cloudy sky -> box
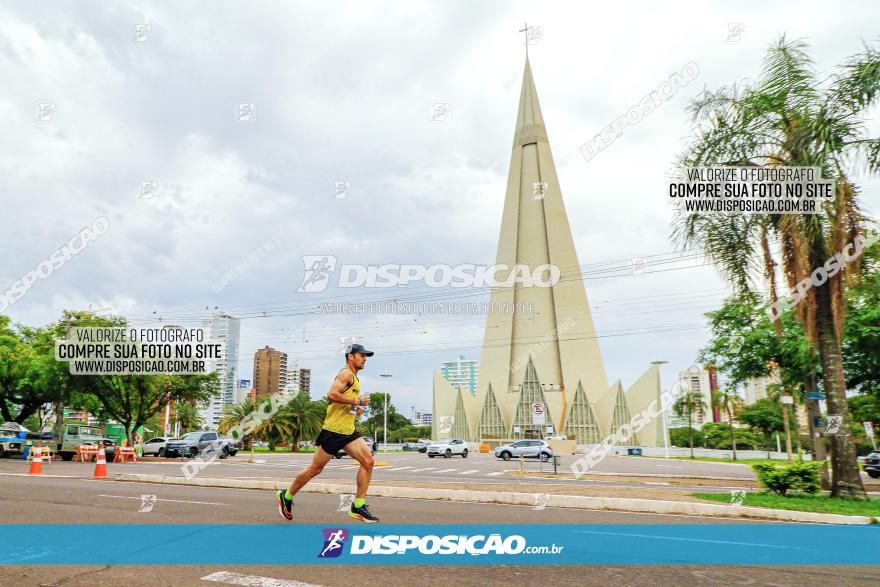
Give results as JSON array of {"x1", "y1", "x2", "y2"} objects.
[{"x1": 3, "y1": 1, "x2": 879, "y2": 417}]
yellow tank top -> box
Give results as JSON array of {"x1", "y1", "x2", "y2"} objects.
[{"x1": 321, "y1": 369, "x2": 361, "y2": 435}]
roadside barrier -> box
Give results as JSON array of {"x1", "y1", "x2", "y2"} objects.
[
  {"x1": 113, "y1": 446, "x2": 138, "y2": 463},
  {"x1": 28, "y1": 445, "x2": 43, "y2": 475},
  {"x1": 74, "y1": 444, "x2": 100, "y2": 462}
]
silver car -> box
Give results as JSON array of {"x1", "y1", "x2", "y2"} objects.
[
  {"x1": 141, "y1": 436, "x2": 177, "y2": 457},
  {"x1": 494, "y1": 439, "x2": 554, "y2": 462}
]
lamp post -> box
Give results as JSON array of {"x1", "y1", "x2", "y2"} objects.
[
  {"x1": 652, "y1": 360, "x2": 670, "y2": 459},
  {"x1": 380, "y1": 372, "x2": 392, "y2": 450}
]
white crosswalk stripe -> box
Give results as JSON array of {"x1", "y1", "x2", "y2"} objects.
[
  {"x1": 388, "y1": 466, "x2": 414, "y2": 471},
  {"x1": 459, "y1": 469, "x2": 479, "y2": 475},
  {"x1": 486, "y1": 471, "x2": 505, "y2": 476},
  {"x1": 410, "y1": 467, "x2": 435, "y2": 472},
  {"x1": 434, "y1": 468, "x2": 459, "y2": 473}
]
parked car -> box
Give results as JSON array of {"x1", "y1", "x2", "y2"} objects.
[
  {"x1": 417, "y1": 439, "x2": 430, "y2": 453},
  {"x1": 402, "y1": 442, "x2": 423, "y2": 451},
  {"x1": 334, "y1": 435, "x2": 376, "y2": 458},
  {"x1": 55, "y1": 423, "x2": 117, "y2": 461},
  {"x1": 164, "y1": 431, "x2": 235, "y2": 459},
  {"x1": 494, "y1": 439, "x2": 554, "y2": 462},
  {"x1": 220, "y1": 435, "x2": 243, "y2": 456},
  {"x1": 0, "y1": 422, "x2": 27, "y2": 458},
  {"x1": 427, "y1": 438, "x2": 468, "y2": 458},
  {"x1": 863, "y1": 452, "x2": 880, "y2": 478},
  {"x1": 141, "y1": 436, "x2": 178, "y2": 457}
]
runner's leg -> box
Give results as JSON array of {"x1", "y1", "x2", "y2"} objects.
[
  {"x1": 343, "y1": 437, "x2": 374, "y2": 500},
  {"x1": 287, "y1": 446, "x2": 334, "y2": 497}
]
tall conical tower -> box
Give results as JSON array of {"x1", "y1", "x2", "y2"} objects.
[{"x1": 463, "y1": 58, "x2": 610, "y2": 440}]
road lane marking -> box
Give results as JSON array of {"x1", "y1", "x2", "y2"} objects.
[
  {"x1": 486, "y1": 471, "x2": 506, "y2": 476},
  {"x1": 459, "y1": 469, "x2": 480, "y2": 475},
  {"x1": 433, "y1": 468, "x2": 459, "y2": 473},
  {"x1": 202, "y1": 571, "x2": 323, "y2": 586},
  {"x1": 410, "y1": 467, "x2": 436, "y2": 472},
  {"x1": 97, "y1": 494, "x2": 226, "y2": 506},
  {"x1": 388, "y1": 466, "x2": 414, "y2": 471}
]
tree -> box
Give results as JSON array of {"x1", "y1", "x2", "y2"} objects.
[
  {"x1": 276, "y1": 394, "x2": 324, "y2": 451},
  {"x1": 172, "y1": 401, "x2": 205, "y2": 434},
  {"x1": 673, "y1": 391, "x2": 708, "y2": 458},
  {"x1": 712, "y1": 388, "x2": 744, "y2": 459},
  {"x1": 248, "y1": 396, "x2": 293, "y2": 451},
  {"x1": 738, "y1": 398, "x2": 786, "y2": 457},
  {"x1": 219, "y1": 399, "x2": 257, "y2": 448},
  {"x1": 674, "y1": 37, "x2": 880, "y2": 499}
]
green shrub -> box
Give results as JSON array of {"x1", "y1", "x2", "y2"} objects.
[{"x1": 751, "y1": 461, "x2": 822, "y2": 496}]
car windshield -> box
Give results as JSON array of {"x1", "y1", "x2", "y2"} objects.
[
  {"x1": 181, "y1": 432, "x2": 202, "y2": 440},
  {"x1": 80, "y1": 427, "x2": 101, "y2": 437}
]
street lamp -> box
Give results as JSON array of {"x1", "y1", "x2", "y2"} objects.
[
  {"x1": 651, "y1": 360, "x2": 670, "y2": 459},
  {"x1": 380, "y1": 372, "x2": 392, "y2": 450}
]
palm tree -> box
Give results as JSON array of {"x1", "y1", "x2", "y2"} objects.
[
  {"x1": 673, "y1": 36, "x2": 879, "y2": 500},
  {"x1": 276, "y1": 395, "x2": 324, "y2": 452},
  {"x1": 172, "y1": 401, "x2": 203, "y2": 434},
  {"x1": 249, "y1": 396, "x2": 293, "y2": 452},
  {"x1": 674, "y1": 391, "x2": 708, "y2": 458},
  {"x1": 219, "y1": 399, "x2": 257, "y2": 449},
  {"x1": 712, "y1": 387, "x2": 744, "y2": 460}
]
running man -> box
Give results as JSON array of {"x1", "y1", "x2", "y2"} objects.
[{"x1": 276, "y1": 343, "x2": 379, "y2": 523}]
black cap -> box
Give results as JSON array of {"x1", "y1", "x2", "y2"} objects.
[{"x1": 348, "y1": 343, "x2": 374, "y2": 357}]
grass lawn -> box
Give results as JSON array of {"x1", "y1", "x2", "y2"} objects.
[
  {"x1": 692, "y1": 491, "x2": 880, "y2": 517},
  {"x1": 668, "y1": 456, "x2": 831, "y2": 468}
]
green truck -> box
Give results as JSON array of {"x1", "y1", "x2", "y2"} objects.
[{"x1": 55, "y1": 422, "x2": 117, "y2": 461}]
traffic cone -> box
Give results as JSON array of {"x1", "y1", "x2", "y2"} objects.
[
  {"x1": 28, "y1": 445, "x2": 43, "y2": 475},
  {"x1": 93, "y1": 446, "x2": 108, "y2": 479}
]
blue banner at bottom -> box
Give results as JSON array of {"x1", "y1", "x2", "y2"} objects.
[{"x1": 1, "y1": 525, "x2": 877, "y2": 565}]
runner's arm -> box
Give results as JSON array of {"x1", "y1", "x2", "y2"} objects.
[{"x1": 326, "y1": 370, "x2": 358, "y2": 405}]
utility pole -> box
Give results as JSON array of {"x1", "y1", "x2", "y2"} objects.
[
  {"x1": 651, "y1": 360, "x2": 670, "y2": 458},
  {"x1": 380, "y1": 372, "x2": 392, "y2": 450},
  {"x1": 781, "y1": 394, "x2": 794, "y2": 462}
]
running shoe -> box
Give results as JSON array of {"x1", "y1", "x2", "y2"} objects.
[
  {"x1": 276, "y1": 490, "x2": 293, "y2": 520},
  {"x1": 349, "y1": 502, "x2": 379, "y2": 523}
]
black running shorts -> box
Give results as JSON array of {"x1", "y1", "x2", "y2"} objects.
[{"x1": 315, "y1": 428, "x2": 362, "y2": 454}]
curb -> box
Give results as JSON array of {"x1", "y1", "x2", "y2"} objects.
[
  {"x1": 113, "y1": 473, "x2": 876, "y2": 525},
  {"x1": 508, "y1": 471, "x2": 754, "y2": 482}
]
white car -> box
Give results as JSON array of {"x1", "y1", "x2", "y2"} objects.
[
  {"x1": 141, "y1": 436, "x2": 178, "y2": 457},
  {"x1": 427, "y1": 438, "x2": 469, "y2": 458}
]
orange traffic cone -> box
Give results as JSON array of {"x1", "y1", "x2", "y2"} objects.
[
  {"x1": 93, "y1": 446, "x2": 108, "y2": 479},
  {"x1": 28, "y1": 445, "x2": 43, "y2": 475}
]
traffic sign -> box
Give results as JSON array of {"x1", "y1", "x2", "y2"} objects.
[
  {"x1": 806, "y1": 391, "x2": 825, "y2": 401},
  {"x1": 531, "y1": 402, "x2": 546, "y2": 425},
  {"x1": 865, "y1": 422, "x2": 875, "y2": 438}
]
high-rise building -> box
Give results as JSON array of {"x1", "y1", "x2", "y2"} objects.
[
  {"x1": 440, "y1": 356, "x2": 479, "y2": 396},
  {"x1": 199, "y1": 310, "x2": 240, "y2": 429},
  {"x1": 432, "y1": 57, "x2": 660, "y2": 445},
  {"x1": 253, "y1": 346, "x2": 288, "y2": 399},
  {"x1": 235, "y1": 379, "x2": 253, "y2": 404},
  {"x1": 413, "y1": 410, "x2": 432, "y2": 426},
  {"x1": 285, "y1": 361, "x2": 312, "y2": 399},
  {"x1": 667, "y1": 366, "x2": 713, "y2": 429}
]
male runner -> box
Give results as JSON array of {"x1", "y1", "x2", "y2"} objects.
[{"x1": 276, "y1": 343, "x2": 379, "y2": 523}]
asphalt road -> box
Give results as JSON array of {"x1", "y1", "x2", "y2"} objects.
[{"x1": 2, "y1": 473, "x2": 878, "y2": 586}]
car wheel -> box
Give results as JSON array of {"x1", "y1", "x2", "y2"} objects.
[
  {"x1": 868, "y1": 470, "x2": 880, "y2": 479},
  {"x1": 501, "y1": 451, "x2": 511, "y2": 461},
  {"x1": 219, "y1": 447, "x2": 229, "y2": 459},
  {"x1": 0, "y1": 447, "x2": 6, "y2": 458},
  {"x1": 157, "y1": 447, "x2": 164, "y2": 457},
  {"x1": 229, "y1": 450, "x2": 237, "y2": 457},
  {"x1": 61, "y1": 452, "x2": 74, "y2": 461},
  {"x1": 428, "y1": 454, "x2": 435, "y2": 458},
  {"x1": 445, "y1": 449, "x2": 451, "y2": 458},
  {"x1": 462, "y1": 449, "x2": 468, "y2": 458},
  {"x1": 540, "y1": 452, "x2": 549, "y2": 462},
  {"x1": 188, "y1": 447, "x2": 198, "y2": 458}
]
